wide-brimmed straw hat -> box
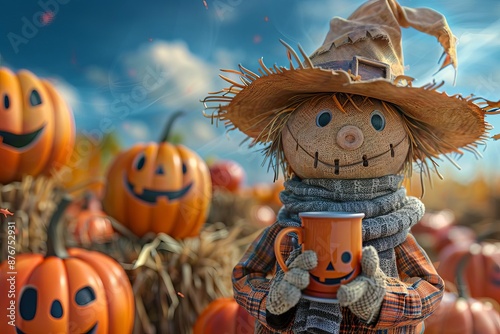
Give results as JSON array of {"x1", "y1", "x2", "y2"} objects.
[{"x1": 203, "y1": 0, "x2": 499, "y2": 164}]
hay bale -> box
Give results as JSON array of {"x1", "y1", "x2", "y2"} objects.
[
  {"x1": 0, "y1": 176, "x2": 58, "y2": 261},
  {"x1": 82, "y1": 221, "x2": 259, "y2": 334}
]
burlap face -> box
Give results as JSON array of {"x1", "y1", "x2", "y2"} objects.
[{"x1": 282, "y1": 95, "x2": 409, "y2": 179}]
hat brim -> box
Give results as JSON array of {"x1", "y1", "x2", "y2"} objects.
[{"x1": 213, "y1": 66, "x2": 487, "y2": 155}]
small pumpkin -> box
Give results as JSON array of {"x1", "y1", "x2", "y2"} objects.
[
  {"x1": 0, "y1": 196, "x2": 135, "y2": 334},
  {"x1": 425, "y1": 253, "x2": 500, "y2": 333},
  {"x1": 209, "y1": 160, "x2": 245, "y2": 193},
  {"x1": 438, "y1": 241, "x2": 500, "y2": 304},
  {"x1": 193, "y1": 298, "x2": 255, "y2": 334},
  {"x1": 103, "y1": 111, "x2": 212, "y2": 238},
  {"x1": 70, "y1": 192, "x2": 114, "y2": 245},
  {"x1": 0, "y1": 67, "x2": 75, "y2": 184}
]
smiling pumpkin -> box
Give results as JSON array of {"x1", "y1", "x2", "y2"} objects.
[
  {"x1": 0, "y1": 198, "x2": 134, "y2": 334},
  {"x1": 103, "y1": 112, "x2": 212, "y2": 239},
  {"x1": 0, "y1": 67, "x2": 75, "y2": 184}
]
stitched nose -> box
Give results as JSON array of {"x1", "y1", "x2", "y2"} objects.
[{"x1": 336, "y1": 125, "x2": 364, "y2": 150}]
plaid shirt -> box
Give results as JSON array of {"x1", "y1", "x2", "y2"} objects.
[{"x1": 233, "y1": 223, "x2": 444, "y2": 333}]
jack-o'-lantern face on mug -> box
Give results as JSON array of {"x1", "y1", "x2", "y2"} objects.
[
  {"x1": 308, "y1": 221, "x2": 362, "y2": 285},
  {"x1": 0, "y1": 67, "x2": 74, "y2": 183},
  {"x1": 311, "y1": 240, "x2": 360, "y2": 285},
  {"x1": 282, "y1": 94, "x2": 409, "y2": 179}
]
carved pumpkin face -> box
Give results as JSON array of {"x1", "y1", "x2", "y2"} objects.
[
  {"x1": 0, "y1": 199, "x2": 134, "y2": 334},
  {"x1": 282, "y1": 94, "x2": 409, "y2": 179},
  {"x1": 0, "y1": 67, "x2": 75, "y2": 184},
  {"x1": 103, "y1": 142, "x2": 211, "y2": 239}
]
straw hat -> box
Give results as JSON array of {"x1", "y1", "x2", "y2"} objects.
[{"x1": 203, "y1": 0, "x2": 498, "y2": 172}]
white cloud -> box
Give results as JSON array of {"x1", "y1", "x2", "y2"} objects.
[
  {"x1": 121, "y1": 121, "x2": 149, "y2": 141},
  {"x1": 121, "y1": 40, "x2": 218, "y2": 111},
  {"x1": 47, "y1": 77, "x2": 81, "y2": 114},
  {"x1": 84, "y1": 65, "x2": 110, "y2": 87}
]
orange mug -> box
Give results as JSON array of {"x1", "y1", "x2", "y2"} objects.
[{"x1": 274, "y1": 212, "x2": 364, "y2": 300}]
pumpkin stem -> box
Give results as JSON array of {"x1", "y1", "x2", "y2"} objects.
[
  {"x1": 46, "y1": 195, "x2": 73, "y2": 259},
  {"x1": 159, "y1": 111, "x2": 184, "y2": 143},
  {"x1": 455, "y1": 251, "x2": 471, "y2": 299}
]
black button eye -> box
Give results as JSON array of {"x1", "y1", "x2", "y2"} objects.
[
  {"x1": 134, "y1": 154, "x2": 146, "y2": 170},
  {"x1": 20, "y1": 287, "x2": 37, "y2": 320},
  {"x1": 29, "y1": 89, "x2": 42, "y2": 106},
  {"x1": 4, "y1": 94, "x2": 10, "y2": 109},
  {"x1": 370, "y1": 110, "x2": 385, "y2": 131},
  {"x1": 75, "y1": 286, "x2": 96, "y2": 306},
  {"x1": 50, "y1": 300, "x2": 63, "y2": 318},
  {"x1": 316, "y1": 110, "x2": 332, "y2": 127},
  {"x1": 182, "y1": 163, "x2": 187, "y2": 175},
  {"x1": 341, "y1": 251, "x2": 352, "y2": 263}
]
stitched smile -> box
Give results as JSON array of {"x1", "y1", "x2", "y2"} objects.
[{"x1": 285, "y1": 123, "x2": 406, "y2": 173}]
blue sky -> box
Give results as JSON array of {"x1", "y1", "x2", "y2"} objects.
[{"x1": 1, "y1": 0, "x2": 499, "y2": 185}]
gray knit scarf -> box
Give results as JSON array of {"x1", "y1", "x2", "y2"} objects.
[{"x1": 276, "y1": 175, "x2": 424, "y2": 334}]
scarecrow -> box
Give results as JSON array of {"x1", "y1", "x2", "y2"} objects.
[{"x1": 203, "y1": 0, "x2": 499, "y2": 333}]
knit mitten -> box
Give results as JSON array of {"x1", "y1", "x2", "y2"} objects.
[
  {"x1": 266, "y1": 250, "x2": 318, "y2": 315},
  {"x1": 337, "y1": 246, "x2": 386, "y2": 323}
]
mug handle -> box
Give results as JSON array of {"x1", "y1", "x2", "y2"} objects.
[{"x1": 274, "y1": 227, "x2": 302, "y2": 273}]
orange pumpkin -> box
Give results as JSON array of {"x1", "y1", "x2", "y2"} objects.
[
  {"x1": 103, "y1": 111, "x2": 212, "y2": 238},
  {"x1": 424, "y1": 290, "x2": 500, "y2": 333},
  {"x1": 425, "y1": 253, "x2": 500, "y2": 333},
  {"x1": 0, "y1": 67, "x2": 75, "y2": 184},
  {"x1": 71, "y1": 192, "x2": 114, "y2": 245},
  {"x1": 0, "y1": 196, "x2": 134, "y2": 334},
  {"x1": 193, "y1": 298, "x2": 255, "y2": 334},
  {"x1": 438, "y1": 242, "x2": 500, "y2": 304}
]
